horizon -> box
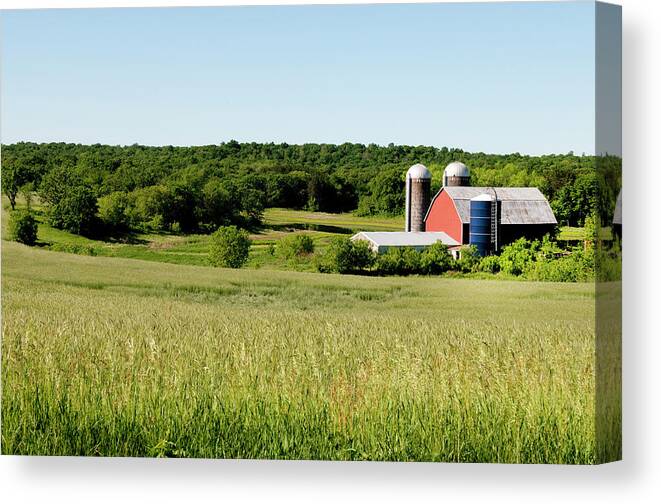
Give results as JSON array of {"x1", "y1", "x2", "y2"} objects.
[
  {"x1": 0, "y1": 137, "x2": 600, "y2": 158},
  {"x1": 2, "y1": 2, "x2": 597, "y2": 156}
]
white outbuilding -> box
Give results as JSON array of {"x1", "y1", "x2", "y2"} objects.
[{"x1": 351, "y1": 231, "x2": 459, "y2": 254}]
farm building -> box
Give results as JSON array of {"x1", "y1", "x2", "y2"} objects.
[
  {"x1": 351, "y1": 161, "x2": 557, "y2": 256},
  {"x1": 351, "y1": 231, "x2": 459, "y2": 254},
  {"x1": 424, "y1": 186, "x2": 557, "y2": 250}
]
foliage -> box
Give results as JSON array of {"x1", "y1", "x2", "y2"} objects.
[
  {"x1": 356, "y1": 168, "x2": 405, "y2": 216},
  {"x1": 455, "y1": 245, "x2": 481, "y2": 273},
  {"x1": 208, "y1": 225, "x2": 252, "y2": 268},
  {"x1": 39, "y1": 166, "x2": 98, "y2": 235},
  {"x1": 125, "y1": 185, "x2": 172, "y2": 231},
  {"x1": 98, "y1": 191, "x2": 131, "y2": 230},
  {"x1": 1, "y1": 155, "x2": 34, "y2": 210},
  {"x1": 375, "y1": 247, "x2": 421, "y2": 276},
  {"x1": 498, "y1": 238, "x2": 540, "y2": 276},
  {"x1": 8, "y1": 210, "x2": 38, "y2": 245},
  {"x1": 48, "y1": 242, "x2": 100, "y2": 256},
  {"x1": 1, "y1": 141, "x2": 619, "y2": 226},
  {"x1": 420, "y1": 242, "x2": 454, "y2": 275},
  {"x1": 314, "y1": 237, "x2": 375, "y2": 274},
  {"x1": 477, "y1": 254, "x2": 501, "y2": 274},
  {"x1": 525, "y1": 248, "x2": 594, "y2": 282},
  {"x1": 277, "y1": 234, "x2": 315, "y2": 259}
]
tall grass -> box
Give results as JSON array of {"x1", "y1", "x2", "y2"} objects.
[{"x1": 2, "y1": 241, "x2": 601, "y2": 462}]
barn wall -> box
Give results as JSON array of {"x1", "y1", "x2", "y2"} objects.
[{"x1": 424, "y1": 190, "x2": 463, "y2": 243}]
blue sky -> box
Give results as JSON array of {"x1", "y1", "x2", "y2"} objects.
[{"x1": 1, "y1": 2, "x2": 595, "y2": 155}]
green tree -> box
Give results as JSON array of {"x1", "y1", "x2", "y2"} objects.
[
  {"x1": 209, "y1": 225, "x2": 252, "y2": 268},
  {"x1": 126, "y1": 185, "x2": 172, "y2": 231},
  {"x1": 2, "y1": 158, "x2": 30, "y2": 210},
  {"x1": 98, "y1": 191, "x2": 131, "y2": 230},
  {"x1": 314, "y1": 237, "x2": 375, "y2": 274},
  {"x1": 39, "y1": 167, "x2": 98, "y2": 235}
]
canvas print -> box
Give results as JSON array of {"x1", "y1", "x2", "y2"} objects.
[{"x1": 1, "y1": 1, "x2": 621, "y2": 463}]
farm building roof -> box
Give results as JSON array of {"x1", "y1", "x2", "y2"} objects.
[
  {"x1": 426, "y1": 187, "x2": 557, "y2": 225},
  {"x1": 351, "y1": 231, "x2": 460, "y2": 248}
]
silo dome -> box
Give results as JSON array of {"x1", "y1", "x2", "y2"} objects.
[
  {"x1": 444, "y1": 161, "x2": 470, "y2": 178},
  {"x1": 407, "y1": 163, "x2": 432, "y2": 180},
  {"x1": 443, "y1": 161, "x2": 470, "y2": 187},
  {"x1": 405, "y1": 164, "x2": 432, "y2": 232}
]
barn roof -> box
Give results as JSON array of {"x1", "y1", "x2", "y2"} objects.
[
  {"x1": 425, "y1": 187, "x2": 557, "y2": 225},
  {"x1": 351, "y1": 231, "x2": 459, "y2": 247}
]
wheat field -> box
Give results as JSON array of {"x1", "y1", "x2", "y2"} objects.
[{"x1": 1, "y1": 241, "x2": 598, "y2": 462}]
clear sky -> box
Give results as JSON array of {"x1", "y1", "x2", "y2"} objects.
[{"x1": 1, "y1": 2, "x2": 596, "y2": 155}]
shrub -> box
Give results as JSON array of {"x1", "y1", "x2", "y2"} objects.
[
  {"x1": 49, "y1": 242, "x2": 99, "y2": 256},
  {"x1": 8, "y1": 210, "x2": 38, "y2": 245},
  {"x1": 498, "y1": 238, "x2": 539, "y2": 276},
  {"x1": 455, "y1": 245, "x2": 481, "y2": 273},
  {"x1": 98, "y1": 191, "x2": 131, "y2": 230},
  {"x1": 525, "y1": 249, "x2": 594, "y2": 282},
  {"x1": 420, "y1": 242, "x2": 454, "y2": 275},
  {"x1": 375, "y1": 247, "x2": 421, "y2": 276},
  {"x1": 351, "y1": 240, "x2": 376, "y2": 271},
  {"x1": 478, "y1": 254, "x2": 501, "y2": 274},
  {"x1": 314, "y1": 237, "x2": 375, "y2": 274},
  {"x1": 209, "y1": 226, "x2": 252, "y2": 268},
  {"x1": 277, "y1": 234, "x2": 315, "y2": 259}
]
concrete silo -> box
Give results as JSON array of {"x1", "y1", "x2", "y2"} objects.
[
  {"x1": 405, "y1": 163, "x2": 432, "y2": 232},
  {"x1": 443, "y1": 161, "x2": 470, "y2": 187}
]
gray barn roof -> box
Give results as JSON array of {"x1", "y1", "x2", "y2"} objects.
[
  {"x1": 351, "y1": 231, "x2": 459, "y2": 247},
  {"x1": 426, "y1": 187, "x2": 557, "y2": 225}
]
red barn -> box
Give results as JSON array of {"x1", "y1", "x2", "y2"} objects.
[{"x1": 424, "y1": 186, "x2": 557, "y2": 248}]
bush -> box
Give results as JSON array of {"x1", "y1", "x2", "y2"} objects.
[
  {"x1": 498, "y1": 238, "x2": 539, "y2": 276},
  {"x1": 277, "y1": 234, "x2": 315, "y2": 259},
  {"x1": 478, "y1": 254, "x2": 501, "y2": 274},
  {"x1": 525, "y1": 249, "x2": 594, "y2": 282},
  {"x1": 314, "y1": 237, "x2": 375, "y2": 274},
  {"x1": 455, "y1": 245, "x2": 481, "y2": 273},
  {"x1": 375, "y1": 247, "x2": 421, "y2": 276},
  {"x1": 209, "y1": 226, "x2": 251, "y2": 268},
  {"x1": 8, "y1": 210, "x2": 38, "y2": 245},
  {"x1": 351, "y1": 240, "x2": 376, "y2": 271},
  {"x1": 49, "y1": 242, "x2": 99, "y2": 256},
  {"x1": 420, "y1": 242, "x2": 454, "y2": 275}
]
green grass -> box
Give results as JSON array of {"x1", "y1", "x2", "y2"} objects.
[
  {"x1": 1, "y1": 198, "x2": 402, "y2": 271},
  {"x1": 1, "y1": 240, "x2": 606, "y2": 462},
  {"x1": 557, "y1": 226, "x2": 613, "y2": 241}
]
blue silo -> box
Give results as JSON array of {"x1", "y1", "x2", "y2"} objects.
[{"x1": 469, "y1": 194, "x2": 493, "y2": 256}]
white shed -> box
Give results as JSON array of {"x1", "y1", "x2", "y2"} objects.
[{"x1": 350, "y1": 231, "x2": 459, "y2": 254}]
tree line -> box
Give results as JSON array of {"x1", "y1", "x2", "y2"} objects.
[{"x1": 2, "y1": 141, "x2": 620, "y2": 236}]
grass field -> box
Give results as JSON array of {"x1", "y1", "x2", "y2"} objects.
[
  {"x1": 1, "y1": 197, "x2": 404, "y2": 271},
  {"x1": 2, "y1": 195, "x2": 594, "y2": 273},
  {"x1": 1, "y1": 240, "x2": 601, "y2": 462}
]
